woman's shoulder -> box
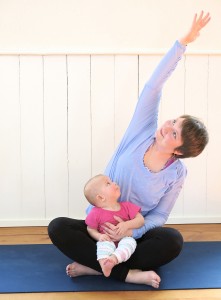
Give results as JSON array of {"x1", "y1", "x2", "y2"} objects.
[
  {"x1": 161, "y1": 159, "x2": 187, "y2": 181},
  {"x1": 174, "y1": 159, "x2": 187, "y2": 177}
]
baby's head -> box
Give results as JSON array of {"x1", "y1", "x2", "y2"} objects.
[{"x1": 84, "y1": 174, "x2": 120, "y2": 207}]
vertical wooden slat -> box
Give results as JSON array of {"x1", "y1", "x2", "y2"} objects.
[
  {"x1": 19, "y1": 56, "x2": 45, "y2": 219},
  {"x1": 139, "y1": 54, "x2": 185, "y2": 217},
  {"x1": 114, "y1": 55, "x2": 138, "y2": 146},
  {"x1": 161, "y1": 57, "x2": 186, "y2": 217},
  {"x1": 207, "y1": 55, "x2": 221, "y2": 217},
  {"x1": 183, "y1": 56, "x2": 209, "y2": 218},
  {"x1": 91, "y1": 56, "x2": 115, "y2": 175},
  {"x1": 0, "y1": 56, "x2": 21, "y2": 219},
  {"x1": 43, "y1": 56, "x2": 68, "y2": 219},
  {"x1": 138, "y1": 55, "x2": 161, "y2": 90},
  {"x1": 138, "y1": 55, "x2": 164, "y2": 122},
  {"x1": 161, "y1": 56, "x2": 185, "y2": 120},
  {"x1": 67, "y1": 55, "x2": 91, "y2": 218}
]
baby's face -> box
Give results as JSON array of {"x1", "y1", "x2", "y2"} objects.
[{"x1": 97, "y1": 176, "x2": 121, "y2": 203}]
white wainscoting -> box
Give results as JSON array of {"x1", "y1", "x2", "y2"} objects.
[{"x1": 0, "y1": 52, "x2": 221, "y2": 226}]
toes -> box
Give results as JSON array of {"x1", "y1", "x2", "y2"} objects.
[
  {"x1": 66, "y1": 264, "x2": 74, "y2": 277},
  {"x1": 152, "y1": 276, "x2": 161, "y2": 288},
  {"x1": 66, "y1": 264, "x2": 70, "y2": 272},
  {"x1": 152, "y1": 280, "x2": 159, "y2": 289}
]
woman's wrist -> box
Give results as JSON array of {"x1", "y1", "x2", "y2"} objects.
[{"x1": 178, "y1": 37, "x2": 189, "y2": 46}]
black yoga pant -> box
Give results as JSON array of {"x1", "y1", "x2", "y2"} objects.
[{"x1": 48, "y1": 217, "x2": 183, "y2": 282}]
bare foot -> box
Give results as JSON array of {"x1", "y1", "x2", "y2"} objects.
[
  {"x1": 66, "y1": 262, "x2": 101, "y2": 277},
  {"x1": 99, "y1": 255, "x2": 118, "y2": 277},
  {"x1": 125, "y1": 269, "x2": 161, "y2": 289}
]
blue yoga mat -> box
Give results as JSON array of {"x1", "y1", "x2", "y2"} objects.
[{"x1": 0, "y1": 242, "x2": 221, "y2": 293}]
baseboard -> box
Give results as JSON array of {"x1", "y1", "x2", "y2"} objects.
[
  {"x1": 0, "y1": 219, "x2": 51, "y2": 227},
  {"x1": 0, "y1": 216, "x2": 221, "y2": 227},
  {"x1": 167, "y1": 216, "x2": 221, "y2": 224}
]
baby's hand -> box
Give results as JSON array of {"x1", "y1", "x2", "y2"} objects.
[{"x1": 99, "y1": 234, "x2": 111, "y2": 242}]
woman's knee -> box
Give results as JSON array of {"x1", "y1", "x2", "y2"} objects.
[
  {"x1": 164, "y1": 227, "x2": 184, "y2": 255},
  {"x1": 48, "y1": 217, "x2": 87, "y2": 242},
  {"x1": 148, "y1": 226, "x2": 184, "y2": 256},
  {"x1": 48, "y1": 217, "x2": 67, "y2": 236},
  {"x1": 48, "y1": 217, "x2": 67, "y2": 242}
]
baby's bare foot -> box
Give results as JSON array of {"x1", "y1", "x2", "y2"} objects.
[
  {"x1": 66, "y1": 262, "x2": 101, "y2": 277},
  {"x1": 125, "y1": 269, "x2": 161, "y2": 288},
  {"x1": 99, "y1": 256, "x2": 118, "y2": 277}
]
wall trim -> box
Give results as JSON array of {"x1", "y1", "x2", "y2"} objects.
[
  {"x1": 0, "y1": 217, "x2": 221, "y2": 227},
  {"x1": 0, "y1": 49, "x2": 221, "y2": 56},
  {"x1": 167, "y1": 216, "x2": 221, "y2": 224}
]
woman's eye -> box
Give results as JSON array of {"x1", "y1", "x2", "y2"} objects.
[
  {"x1": 172, "y1": 119, "x2": 176, "y2": 125},
  {"x1": 173, "y1": 131, "x2": 177, "y2": 138}
]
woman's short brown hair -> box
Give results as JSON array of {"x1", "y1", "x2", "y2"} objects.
[{"x1": 175, "y1": 115, "x2": 209, "y2": 159}]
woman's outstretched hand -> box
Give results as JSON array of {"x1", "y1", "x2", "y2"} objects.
[{"x1": 179, "y1": 11, "x2": 211, "y2": 46}]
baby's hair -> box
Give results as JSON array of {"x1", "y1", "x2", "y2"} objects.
[{"x1": 84, "y1": 174, "x2": 104, "y2": 205}]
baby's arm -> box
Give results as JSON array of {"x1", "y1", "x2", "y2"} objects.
[
  {"x1": 87, "y1": 226, "x2": 111, "y2": 242},
  {"x1": 115, "y1": 213, "x2": 144, "y2": 235}
]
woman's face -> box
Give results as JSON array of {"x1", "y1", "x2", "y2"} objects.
[{"x1": 155, "y1": 117, "x2": 184, "y2": 155}]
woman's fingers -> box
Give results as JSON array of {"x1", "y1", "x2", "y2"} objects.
[{"x1": 195, "y1": 11, "x2": 211, "y2": 30}]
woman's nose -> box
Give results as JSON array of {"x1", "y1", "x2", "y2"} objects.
[{"x1": 165, "y1": 122, "x2": 173, "y2": 131}]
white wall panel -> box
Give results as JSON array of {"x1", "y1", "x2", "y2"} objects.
[
  {"x1": 91, "y1": 56, "x2": 115, "y2": 175},
  {"x1": 19, "y1": 56, "x2": 45, "y2": 219},
  {"x1": 161, "y1": 56, "x2": 185, "y2": 119},
  {"x1": 138, "y1": 55, "x2": 163, "y2": 122},
  {"x1": 43, "y1": 56, "x2": 69, "y2": 219},
  {"x1": 0, "y1": 52, "x2": 221, "y2": 226},
  {"x1": 161, "y1": 57, "x2": 186, "y2": 217},
  {"x1": 182, "y1": 56, "x2": 209, "y2": 218},
  {"x1": 139, "y1": 53, "x2": 186, "y2": 217},
  {"x1": 0, "y1": 56, "x2": 21, "y2": 219},
  {"x1": 67, "y1": 55, "x2": 91, "y2": 218},
  {"x1": 207, "y1": 56, "x2": 221, "y2": 217},
  {"x1": 114, "y1": 55, "x2": 138, "y2": 146}
]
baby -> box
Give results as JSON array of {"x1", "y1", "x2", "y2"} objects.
[{"x1": 84, "y1": 174, "x2": 144, "y2": 277}]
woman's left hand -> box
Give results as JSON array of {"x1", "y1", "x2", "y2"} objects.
[
  {"x1": 179, "y1": 11, "x2": 211, "y2": 46},
  {"x1": 102, "y1": 216, "x2": 132, "y2": 242}
]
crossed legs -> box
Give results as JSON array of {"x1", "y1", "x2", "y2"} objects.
[{"x1": 48, "y1": 217, "x2": 183, "y2": 289}]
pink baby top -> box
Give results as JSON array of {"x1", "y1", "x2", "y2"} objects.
[{"x1": 85, "y1": 202, "x2": 141, "y2": 234}]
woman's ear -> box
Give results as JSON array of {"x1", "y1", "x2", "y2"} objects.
[{"x1": 174, "y1": 149, "x2": 183, "y2": 156}]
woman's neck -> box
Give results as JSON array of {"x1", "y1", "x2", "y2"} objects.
[{"x1": 143, "y1": 142, "x2": 175, "y2": 173}]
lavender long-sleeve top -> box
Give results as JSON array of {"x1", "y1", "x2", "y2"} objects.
[{"x1": 87, "y1": 41, "x2": 187, "y2": 239}]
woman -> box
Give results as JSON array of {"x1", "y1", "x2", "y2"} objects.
[{"x1": 48, "y1": 11, "x2": 210, "y2": 287}]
